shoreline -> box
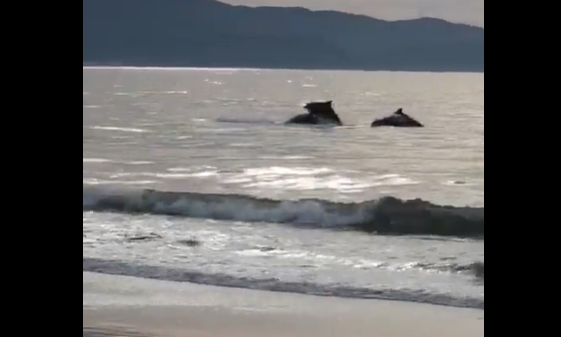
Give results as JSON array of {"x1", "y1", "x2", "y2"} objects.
[
  {"x1": 82, "y1": 257, "x2": 484, "y2": 310},
  {"x1": 82, "y1": 65, "x2": 484, "y2": 74},
  {"x1": 83, "y1": 272, "x2": 484, "y2": 337}
]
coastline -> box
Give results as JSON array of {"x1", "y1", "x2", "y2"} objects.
[
  {"x1": 83, "y1": 272, "x2": 484, "y2": 337},
  {"x1": 82, "y1": 65, "x2": 484, "y2": 74}
]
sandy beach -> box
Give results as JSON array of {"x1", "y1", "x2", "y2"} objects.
[{"x1": 83, "y1": 272, "x2": 484, "y2": 337}]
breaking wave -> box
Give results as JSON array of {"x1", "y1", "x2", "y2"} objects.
[{"x1": 83, "y1": 186, "x2": 484, "y2": 239}]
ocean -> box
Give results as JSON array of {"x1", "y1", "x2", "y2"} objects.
[{"x1": 83, "y1": 67, "x2": 484, "y2": 310}]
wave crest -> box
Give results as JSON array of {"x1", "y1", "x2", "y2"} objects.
[{"x1": 83, "y1": 186, "x2": 484, "y2": 239}]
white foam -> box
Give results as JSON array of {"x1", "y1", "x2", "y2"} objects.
[
  {"x1": 141, "y1": 90, "x2": 188, "y2": 94},
  {"x1": 443, "y1": 180, "x2": 469, "y2": 186},
  {"x1": 244, "y1": 167, "x2": 333, "y2": 176},
  {"x1": 372, "y1": 174, "x2": 419, "y2": 186},
  {"x1": 124, "y1": 161, "x2": 154, "y2": 165},
  {"x1": 91, "y1": 126, "x2": 150, "y2": 133},
  {"x1": 113, "y1": 92, "x2": 137, "y2": 96},
  {"x1": 83, "y1": 178, "x2": 156, "y2": 185},
  {"x1": 83, "y1": 158, "x2": 112, "y2": 163},
  {"x1": 110, "y1": 171, "x2": 217, "y2": 179},
  {"x1": 260, "y1": 156, "x2": 313, "y2": 160},
  {"x1": 167, "y1": 166, "x2": 216, "y2": 173}
]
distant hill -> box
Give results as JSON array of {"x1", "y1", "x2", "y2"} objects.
[{"x1": 83, "y1": 0, "x2": 484, "y2": 72}]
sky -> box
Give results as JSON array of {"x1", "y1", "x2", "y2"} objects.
[{"x1": 221, "y1": 0, "x2": 484, "y2": 27}]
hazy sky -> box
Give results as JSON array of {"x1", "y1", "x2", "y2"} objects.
[{"x1": 221, "y1": 0, "x2": 484, "y2": 27}]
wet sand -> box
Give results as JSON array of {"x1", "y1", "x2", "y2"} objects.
[{"x1": 83, "y1": 272, "x2": 484, "y2": 337}]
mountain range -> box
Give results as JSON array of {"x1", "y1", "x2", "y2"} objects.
[{"x1": 83, "y1": 0, "x2": 484, "y2": 72}]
